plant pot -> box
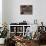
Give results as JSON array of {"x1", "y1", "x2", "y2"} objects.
[{"x1": 0, "y1": 38, "x2": 5, "y2": 44}]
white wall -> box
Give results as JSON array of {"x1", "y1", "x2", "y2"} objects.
[
  {"x1": 8, "y1": 0, "x2": 39, "y2": 24},
  {"x1": 2, "y1": 0, "x2": 8, "y2": 24},
  {"x1": 3, "y1": 0, "x2": 46, "y2": 26},
  {"x1": 0, "y1": 0, "x2": 2, "y2": 27}
]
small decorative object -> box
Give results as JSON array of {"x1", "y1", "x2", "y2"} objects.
[
  {"x1": 20, "y1": 5, "x2": 32, "y2": 15},
  {"x1": 41, "y1": 22, "x2": 43, "y2": 26},
  {"x1": 23, "y1": 20, "x2": 26, "y2": 23},
  {"x1": 40, "y1": 22, "x2": 45, "y2": 32},
  {"x1": 34, "y1": 19, "x2": 37, "y2": 24},
  {"x1": 26, "y1": 27, "x2": 32, "y2": 40}
]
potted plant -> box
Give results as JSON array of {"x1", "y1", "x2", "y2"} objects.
[{"x1": 0, "y1": 23, "x2": 9, "y2": 44}]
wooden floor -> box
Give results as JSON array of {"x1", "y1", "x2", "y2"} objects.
[
  {"x1": 0, "y1": 44, "x2": 46, "y2": 46},
  {"x1": 40, "y1": 45, "x2": 46, "y2": 46},
  {"x1": 31, "y1": 40, "x2": 46, "y2": 46}
]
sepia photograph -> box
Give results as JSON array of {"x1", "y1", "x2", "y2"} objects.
[
  {"x1": 20, "y1": 5, "x2": 32, "y2": 15},
  {"x1": 0, "y1": 0, "x2": 46, "y2": 46}
]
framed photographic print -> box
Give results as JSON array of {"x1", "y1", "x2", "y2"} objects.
[{"x1": 20, "y1": 5, "x2": 32, "y2": 15}]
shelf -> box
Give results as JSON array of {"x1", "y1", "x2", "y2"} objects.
[
  {"x1": 10, "y1": 32, "x2": 23, "y2": 34},
  {"x1": 10, "y1": 32, "x2": 15, "y2": 33},
  {"x1": 9, "y1": 25, "x2": 31, "y2": 36},
  {"x1": 16, "y1": 32, "x2": 23, "y2": 33},
  {"x1": 10, "y1": 25, "x2": 31, "y2": 26},
  {"x1": 9, "y1": 23, "x2": 37, "y2": 26}
]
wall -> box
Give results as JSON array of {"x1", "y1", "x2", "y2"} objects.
[
  {"x1": 0, "y1": 0, "x2": 2, "y2": 27},
  {"x1": 2, "y1": 0, "x2": 46, "y2": 26},
  {"x1": 2, "y1": 0, "x2": 8, "y2": 24},
  {"x1": 8, "y1": 0, "x2": 40, "y2": 25}
]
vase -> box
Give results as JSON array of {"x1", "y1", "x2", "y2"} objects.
[{"x1": 0, "y1": 38, "x2": 5, "y2": 44}]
